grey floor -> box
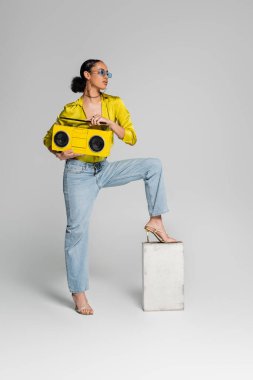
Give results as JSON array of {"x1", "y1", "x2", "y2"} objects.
[{"x1": 1, "y1": 231, "x2": 252, "y2": 380}]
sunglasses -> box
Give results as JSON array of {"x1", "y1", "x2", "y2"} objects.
[{"x1": 91, "y1": 68, "x2": 112, "y2": 78}]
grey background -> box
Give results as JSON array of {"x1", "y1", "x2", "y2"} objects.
[{"x1": 1, "y1": 0, "x2": 252, "y2": 378}]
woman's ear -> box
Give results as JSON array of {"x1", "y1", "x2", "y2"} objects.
[{"x1": 83, "y1": 70, "x2": 90, "y2": 80}]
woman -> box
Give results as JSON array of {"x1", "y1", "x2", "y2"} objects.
[{"x1": 43, "y1": 59, "x2": 180, "y2": 315}]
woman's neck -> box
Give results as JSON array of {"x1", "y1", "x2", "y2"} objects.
[{"x1": 83, "y1": 89, "x2": 102, "y2": 103}]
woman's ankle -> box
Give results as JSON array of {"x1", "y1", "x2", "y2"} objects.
[{"x1": 148, "y1": 215, "x2": 162, "y2": 224}]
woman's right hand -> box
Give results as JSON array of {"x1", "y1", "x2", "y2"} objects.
[
  {"x1": 48, "y1": 146, "x2": 83, "y2": 160},
  {"x1": 55, "y1": 150, "x2": 84, "y2": 160}
]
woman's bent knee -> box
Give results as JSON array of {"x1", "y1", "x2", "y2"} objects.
[{"x1": 146, "y1": 157, "x2": 162, "y2": 171}]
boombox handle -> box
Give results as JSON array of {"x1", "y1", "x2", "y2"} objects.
[{"x1": 59, "y1": 116, "x2": 108, "y2": 125}]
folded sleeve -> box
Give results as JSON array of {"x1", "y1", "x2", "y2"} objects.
[
  {"x1": 43, "y1": 123, "x2": 54, "y2": 148},
  {"x1": 115, "y1": 97, "x2": 137, "y2": 146}
]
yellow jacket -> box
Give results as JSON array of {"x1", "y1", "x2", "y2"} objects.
[{"x1": 43, "y1": 92, "x2": 137, "y2": 163}]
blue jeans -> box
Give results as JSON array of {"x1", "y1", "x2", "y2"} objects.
[{"x1": 63, "y1": 157, "x2": 169, "y2": 293}]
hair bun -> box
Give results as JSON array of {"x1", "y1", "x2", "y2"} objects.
[{"x1": 70, "y1": 76, "x2": 85, "y2": 93}]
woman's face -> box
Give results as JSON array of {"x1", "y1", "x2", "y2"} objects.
[{"x1": 83, "y1": 61, "x2": 110, "y2": 90}]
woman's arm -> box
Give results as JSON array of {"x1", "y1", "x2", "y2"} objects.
[
  {"x1": 114, "y1": 97, "x2": 137, "y2": 146},
  {"x1": 43, "y1": 104, "x2": 83, "y2": 159},
  {"x1": 107, "y1": 121, "x2": 125, "y2": 140}
]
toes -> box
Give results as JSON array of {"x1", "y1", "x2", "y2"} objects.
[
  {"x1": 80, "y1": 307, "x2": 93, "y2": 315},
  {"x1": 81, "y1": 309, "x2": 90, "y2": 314}
]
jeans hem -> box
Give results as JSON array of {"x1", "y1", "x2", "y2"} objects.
[
  {"x1": 150, "y1": 208, "x2": 170, "y2": 217},
  {"x1": 70, "y1": 288, "x2": 89, "y2": 293}
]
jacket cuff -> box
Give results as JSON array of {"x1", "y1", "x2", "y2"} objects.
[
  {"x1": 122, "y1": 128, "x2": 135, "y2": 145},
  {"x1": 43, "y1": 138, "x2": 51, "y2": 149}
]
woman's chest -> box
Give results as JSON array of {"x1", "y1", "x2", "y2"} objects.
[
  {"x1": 75, "y1": 96, "x2": 115, "y2": 122},
  {"x1": 82, "y1": 102, "x2": 102, "y2": 120}
]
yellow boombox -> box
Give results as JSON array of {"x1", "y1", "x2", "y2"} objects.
[{"x1": 51, "y1": 117, "x2": 113, "y2": 157}]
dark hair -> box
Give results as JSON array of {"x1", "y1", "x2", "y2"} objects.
[{"x1": 70, "y1": 59, "x2": 102, "y2": 93}]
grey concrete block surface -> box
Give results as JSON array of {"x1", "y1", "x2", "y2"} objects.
[{"x1": 142, "y1": 242, "x2": 184, "y2": 311}]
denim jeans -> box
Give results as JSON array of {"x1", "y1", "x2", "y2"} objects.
[{"x1": 63, "y1": 157, "x2": 169, "y2": 293}]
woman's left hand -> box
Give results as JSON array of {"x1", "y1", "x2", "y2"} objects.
[{"x1": 89, "y1": 114, "x2": 113, "y2": 127}]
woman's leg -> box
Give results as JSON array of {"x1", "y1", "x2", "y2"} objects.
[
  {"x1": 96, "y1": 157, "x2": 177, "y2": 241},
  {"x1": 63, "y1": 163, "x2": 99, "y2": 294},
  {"x1": 97, "y1": 157, "x2": 169, "y2": 215}
]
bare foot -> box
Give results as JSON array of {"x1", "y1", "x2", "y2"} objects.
[
  {"x1": 72, "y1": 292, "x2": 94, "y2": 315},
  {"x1": 145, "y1": 216, "x2": 178, "y2": 243}
]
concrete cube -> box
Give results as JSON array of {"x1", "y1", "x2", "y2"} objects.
[{"x1": 142, "y1": 242, "x2": 184, "y2": 311}]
